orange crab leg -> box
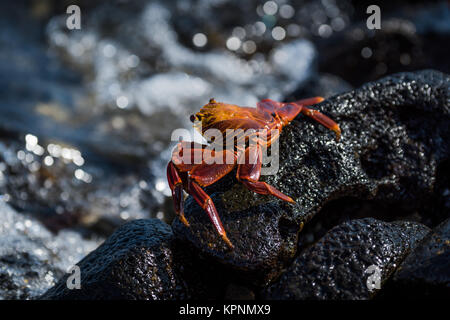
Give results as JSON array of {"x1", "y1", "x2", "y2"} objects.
[
  {"x1": 299, "y1": 106, "x2": 341, "y2": 141},
  {"x1": 257, "y1": 99, "x2": 283, "y2": 114},
  {"x1": 237, "y1": 144, "x2": 295, "y2": 203},
  {"x1": 257, "y1": 97, "x2": 324, "y2": 114},
  {"x1": 166, "y1": 161, "x2": 190, "y2": 227},
  {"x1": 242, "y1": 180, "x2": 295, "y2": 203},
  {"x1": 188, "y1": 179, "x2": 234, "y2": 248},
  {"x1": 258, "y1": 97, "x2": 340, "y2": 141},
  {"x1": 171, "y1": 147, "x2": 237, "y2": 248},
  {"x1": 188, "y1": 151, "x2": 237, "y2": 248},
  {"x1": 294, "y1": 96, "x2": 325, "y2": 107},
  {"x1": 292, "y1": 97, "x2": 340, "y2": 140}
]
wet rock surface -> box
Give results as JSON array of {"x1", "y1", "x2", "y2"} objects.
[
  {"x1": 380, "y1": 218, "x2": 450, "y2": 298},
  {"x1": 0, "y1": 200, "x2": 99, "y2": 300},
  {"x1": 41, "y1": 219, "x2": 225, "y2": 300},
  {"x1": 173, "y1": 70, "x2": 450, "y2": 285},
  {"x1": 262, "y1": 218, "x2": 430, "y2": 300}
]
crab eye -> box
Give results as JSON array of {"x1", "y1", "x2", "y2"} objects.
[
  {"x1": 190, "y1": 114, "x2": 196, "y2": 123},
  {"x1": 271, "y1": 112, "x2": 276, "y2": 117}
]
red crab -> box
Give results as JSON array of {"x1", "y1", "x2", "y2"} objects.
[{"x1": 167, "y1": 97, "x2": 340, "y2": 248}]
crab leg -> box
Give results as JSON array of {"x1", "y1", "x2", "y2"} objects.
[
  {"x1": 167, "y1": 161, "x2": 190, "y2": 227},
  {"x1": 188, "y1": 179, "x2": 234, "y2": 248},
  {"x1": 237, "y1": 144, "x2": 295, "y2": 203},
  {"x1": 170, "y1": 141, "x2": 236, "y2": 247},
  {"x1": 187, "y1": 150, "x2": 236, "y2": 248},
  {"x1": 294, "y1": 96, "x2": 325, "y2": 107},
  {"x1": 293, "y1": 97, "x2": 341, "y2": 141},
  {"x1": 299, "y1": 106, "x2": 341, "y2": 141}
]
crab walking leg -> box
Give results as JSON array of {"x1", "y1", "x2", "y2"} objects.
[
  {"x1": 166, "y1": 161, "x2": 190, "y2": 227},
  {"x1": 299, "y1": 105, "x2": 341, "y2": 141},
  {"x1": 237, "y1": 144, "x2": 295, "y2": 203},
  {"x1": 187, "y1": 179, "x2": 234, "y2": 248},
  {"x1": 294, "y1": 96, "x2": 325, "y2": 107}
]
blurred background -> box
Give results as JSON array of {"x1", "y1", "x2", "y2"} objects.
[{"x1": 0, "y1": 0, "x2": 449, "y2": 255}]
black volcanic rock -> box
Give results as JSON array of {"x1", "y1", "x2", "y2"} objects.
[
  {"x1": 172, "y1": 70, "x2": 450, "y2": 285},
  {"x1": 381, "y1": 218, "x2": 450, "y2": 298},
  {"x1": 41, "y1": 219, "x2": 223, "y2": 300},
  {"x1": 262, "y1": 218, "x2": 430, "y2": 300}
]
